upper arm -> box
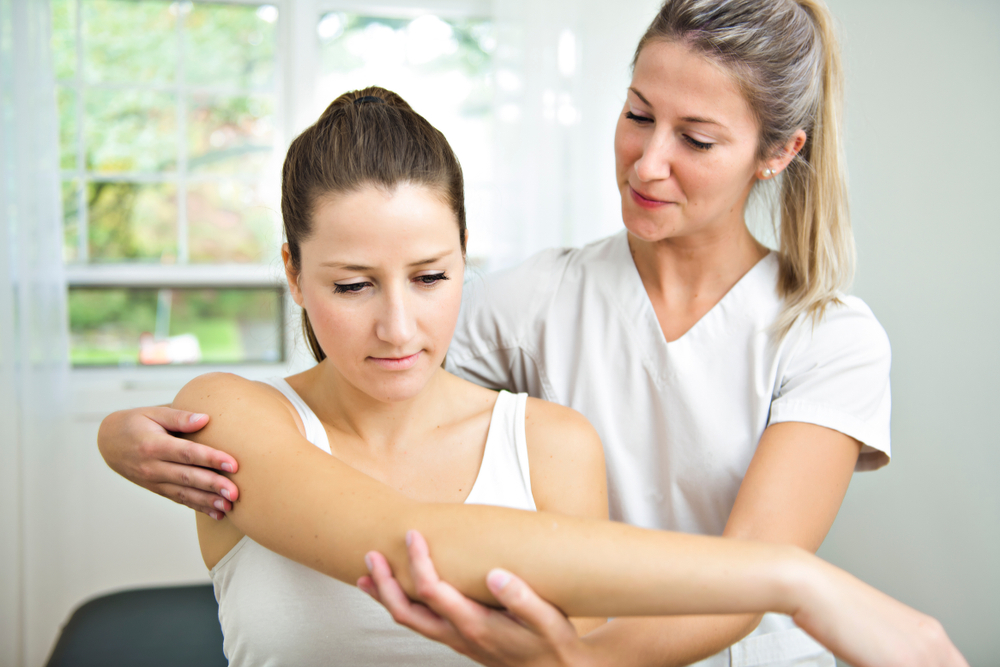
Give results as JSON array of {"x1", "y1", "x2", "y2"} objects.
[
  {"x1": 724, "y1": 422, "x2": 861, "y2": 552},
  {"x1": 172, "y1": 372, "x2": 413, "y2": 583},
  {"x1": 523, "y1": 397, "x2": 608, "y2": 522},
  {"x1": 727, "y1": 300, "x2": 890, "y2": 551}
]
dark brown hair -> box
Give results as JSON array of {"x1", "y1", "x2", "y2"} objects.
[{"x1": 281, "y1": 86, "x2": 467, "y2": 362}]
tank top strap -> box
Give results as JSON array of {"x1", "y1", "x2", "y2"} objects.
[
  {"x1": 266, "y1": 378, "x2": 331, "y2": 454},
  {"x1": 464, "y1": 391, "x2": 536, "y2": 511}
]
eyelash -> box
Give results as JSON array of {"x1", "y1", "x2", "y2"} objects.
[
  {"x1": 625, "y1": 111, "x2": 715, "y2": 152},
  {"x1": 333, "y1": 273, "x2": 449, "y2": 294}
]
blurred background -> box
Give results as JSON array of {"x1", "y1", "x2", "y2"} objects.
[{"x1": 1, "y1": 0, "x2": 997, "y2": 665}]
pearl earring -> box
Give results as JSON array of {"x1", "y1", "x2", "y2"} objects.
[{"x1": 761, "y1": 168, "x2": 774, "y2": 178}]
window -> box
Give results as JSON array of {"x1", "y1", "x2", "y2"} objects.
[
  {"x1": 53, "y1": 0, "x2": 498, "y2": 367},
  {"x1": 53, "y1": 0, "x2": 285, "y2": 366},
  {"x1": 314, "y1": 7, "x2": 496, "y2": 265}
]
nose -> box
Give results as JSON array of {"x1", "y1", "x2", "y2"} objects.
[
  {"x1": 633, "y1": 132, "x2": 672, "y2": 183},
  {"x1": 374, "y1": 285, "x2": 415, "y2": 348}
]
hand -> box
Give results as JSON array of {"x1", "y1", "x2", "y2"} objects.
[
  {"x1": 791, "y1": 559, "x2": 969, "y2": 667},
  {"x1": 97, "y1": 405, "x2": 239, "y2": 519},
  {"x1": 358, "y1": 530, "x2": 590, "y2": 667}
]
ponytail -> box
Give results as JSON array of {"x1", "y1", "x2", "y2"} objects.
[
  {"x1": 774, "y1": 0, "x2": 854, "y2": 335},
  {"x1": 635, "y1": 0, "x2": 854, "y2": 336}
]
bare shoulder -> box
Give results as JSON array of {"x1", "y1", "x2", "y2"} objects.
[
  {"x1": 523, "y1": 397, "x2": 608, "y2": 519},
  {"x1": 172, "y1": 372, "x2": 300, "y2": 451}
]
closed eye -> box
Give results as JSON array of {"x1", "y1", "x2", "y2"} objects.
[
  {"x1": 624, "y1": 111, "x2": 652, "y2": 124},
  {"x1": 415, "y1": 272, "x2": 449, "y2": 286},
  {"x1": 334, "y1": 281, "x2": 371, "y2": 294},
  {"x1": 683, "y1": 135, "x2": 714, "y2": 151}
]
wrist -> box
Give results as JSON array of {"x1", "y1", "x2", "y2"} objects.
[{"x1": 773, "y1": 545, "x2": 825, "y2": 618}]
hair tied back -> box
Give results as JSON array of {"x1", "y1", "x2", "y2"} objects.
[{"x1": 354, "y1": 95, "x2": 384, "y2": 105}]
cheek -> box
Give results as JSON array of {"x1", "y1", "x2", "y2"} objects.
[{"x1": 423, "y1": 285, "x2": 463, "y2": 343}]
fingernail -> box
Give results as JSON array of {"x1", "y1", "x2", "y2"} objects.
[
  {"x1": 220, "y1": 488, "x2": 232, "y2": 501},
  {"x1": 405, "y1": 530, "x2": 414, "y2": 547},
  {"x1": 213, "y1": 499, "x2": 225, "y2": 511},
  {"x1": 364, "y1": 553, "x2": 373, "y2": 573},
  {"x1": 487, "y1": 569, "x2": 512, "y2": 592},
  {"x1": 209, "y1": 511, "x2": 222, "y2": 521},
  {"x1": 221, "y1": 463, "x2": 234, "y2": 473},
  {"x1": 189, "y1": 413, "x2": 207, "y2": 424}
]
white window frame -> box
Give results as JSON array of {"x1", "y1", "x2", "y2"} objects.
[{"x1": 62, "y1": 0, "x2": 292, "y2": 378}]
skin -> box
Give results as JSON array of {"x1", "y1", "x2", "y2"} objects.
[
  {"x1": 94, "y1": 53, "x2": 969, "y2": 667},
  {"x1": 190, "y1": 182, "x2": 608, "y2": 635},
  {"x1": 360, "y1": 39, "x2": 856, "y2": 667}
]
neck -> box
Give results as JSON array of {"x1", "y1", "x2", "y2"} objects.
[
  {"x1": 628, "y1": 220, "x2": 768, "y2": 301},
  {"x1": 293, "y1": 362, "x2": 451, "y2": 451}
]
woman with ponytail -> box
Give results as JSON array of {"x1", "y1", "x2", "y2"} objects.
[
  {"x1": 97, "y1": 1, "x2": 964, "y2": 665},
  {"x1": 361, "y1": 1, "x2": 903, "y2": 665}
]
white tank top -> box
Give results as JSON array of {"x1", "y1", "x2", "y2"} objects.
[{"x1": 211, "y1": 379, "x2": 536, "y2": 666}]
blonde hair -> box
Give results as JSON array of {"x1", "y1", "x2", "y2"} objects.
[{"x1": 635, "y1": 0, "x2": 853, "y2": 335}]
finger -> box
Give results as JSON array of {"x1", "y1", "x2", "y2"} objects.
[
  {"x1": 357, "y1": 576, "x2": 378, "y2": 600},
  {"x1": 148, "y1": 432, "x2": 239, "y2": 478},
  {"x1": 366, "y1": 551, "x2": 455, "y2": 640},
  {"x1": 151, "y1": 459, "x2": 239, "y2": 503},
  {"x1": 144, "y1": 406, "x2": 212, "y2": 434},
  {"x1": 157, "y1": 482, "x2": 231, "y2": 518},
  {"x1": 403, "y1": 531, "x2": 505, "y2": 638},
  {"x1": 486, "y1": 569, "x2": 577, "y2": 642},
  {"x1": 405, "y1": 530, "x2": 445, "y2": 595}
]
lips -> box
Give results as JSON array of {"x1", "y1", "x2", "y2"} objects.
[
  {"x1": 368, "y1": 351, "x2": 422, "y2": 371},
  {"x1": 628, "y1": 185, "x2": 672, "y2": 209}
]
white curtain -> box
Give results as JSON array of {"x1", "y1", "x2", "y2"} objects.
[{"x1": 0, "y1": 0, "x2": 69, "y2": 664}]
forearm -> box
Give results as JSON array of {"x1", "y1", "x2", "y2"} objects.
[
  {"x1": 223, "y1": 431, "x2": 811, "y2": 620},
  {"x1": 405, "y1": 505, "x2": 808, "y2": 618},
  {"x1": 178, "y1": 374, "x2": 813, "y2": 621},
  {"x1": 578, "y1": 614, "x2": 762, "y2": 667}
]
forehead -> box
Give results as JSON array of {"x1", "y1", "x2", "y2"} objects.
[
  {"x1": 306, "y1": 183, "x2": 458, "y2": 258},
  {"x1": 632, "y1": 40, "x2": 756, "y2": 131}
]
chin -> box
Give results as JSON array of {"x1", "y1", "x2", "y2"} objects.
[
  {"x1": 364, "y1": 371, "x2": 435, "y2": 404},
  {"x1": 621, "y1": 208, "x2": 680, "y2": 243}
]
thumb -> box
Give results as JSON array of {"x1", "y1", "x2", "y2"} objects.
[
  {"x1": 145, "y1": 406, "x2": 210, "y2": 433},
  {"x1": 485, "y1": 569, "x2": 575, "y2": 639}
]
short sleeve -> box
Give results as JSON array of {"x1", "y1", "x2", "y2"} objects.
[
  {"x1": 768, "y1": 296, "x2": 892, "y2": 471},
  {"x1": 445, "y1": 251, "x2": 567, "y2": 401}
]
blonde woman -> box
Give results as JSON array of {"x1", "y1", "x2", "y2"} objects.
[{"x1": 98, "y1": 1, "x2": 957, "y2": 665}]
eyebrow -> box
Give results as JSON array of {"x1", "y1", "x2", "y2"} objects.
[
  {"x1": 627, "y1": 87, "x2": 723, "y2": 127},
  {"x1": 319, "y1": 254, "x2": 450, "y2": 271}
]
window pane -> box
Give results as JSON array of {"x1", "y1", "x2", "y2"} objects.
[
  {"x1": 187, "y1": 181, "x2": 277, "y2": 264},
  {"x1": 185, "y1": 3, "x2": 277, "y2": 89},
  {"x1": 87, "y1": 181, "x2": 177, "y2": 262},
  {"x1": 62, "y1": 180, "x2": 81, "y2": 262},
  {"x1": 83, "y1": 0, "x2": 177, "y2": 84},
  {"x1": 51, "y1": 0, "x2": 77, "y2": 81},
  {"x1": 188, "y1": 94, "x2": 275, "y2": 174},
  {"x1": 57, "y1": 86, "x2": 78, "y2": 170},
  {"x1": 317, "y1": 14, "x2": 495, "y2": 255},
  {"x1": 69, "y1": 287, "x2": 284, "y2": 366},
  {"x1": 85, "y1": 89, "x2": 177, "y2": 173}
]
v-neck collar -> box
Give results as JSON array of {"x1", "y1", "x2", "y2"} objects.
[{"x1": 606, "y1": 231, "x2": 777, "y2": 384}]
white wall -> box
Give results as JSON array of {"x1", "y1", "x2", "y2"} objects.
[
  {"x1": 17, "y1": 0, "x2": 999, "y2": 665},
  {"x1": 818, "y1": 1, "x2": 1000, "y2": 665}
]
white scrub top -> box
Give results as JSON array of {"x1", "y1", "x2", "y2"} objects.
[{"x1": 446, "y1": 231, "x2": 891, "y2": 667}]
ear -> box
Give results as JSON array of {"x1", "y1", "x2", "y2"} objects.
[
  {"x1": 757, "y1": 129, "x2": 807, "y2": 181},
  {"x1": 282, "y1": 243, "x2": 304, "y2": 307}
]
